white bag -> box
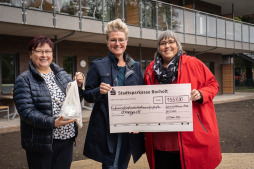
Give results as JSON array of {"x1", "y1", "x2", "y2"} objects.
[{"x1": 60, "y1": 80, "x2": 83, "y2": 128}]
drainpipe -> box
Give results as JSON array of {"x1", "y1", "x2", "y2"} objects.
[
  {"x1": 122, "y1": 0, "x2": 125, "y2": 22},
  {"x1": 232, "y1": 3, "x2": 234, "y2": 19},
  {"x1": 139, "y1": 43, "x2": 142, "y2": 62},
  {"x1": 22, "y1": 0, "x2": 26, "y2": 24},
  {"x1": 233, "y1": 53, "x2": 235, "y2": 94},
  {"x1": 54, "y1": 36, "x2": 58, "y2": 64},
  {"x1": 102, "y1": 0, "x2": 105, "y2": 33}
]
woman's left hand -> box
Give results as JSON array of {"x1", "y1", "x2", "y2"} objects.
[
  {"x1": 190, "y1": 89, "x2": 201, "y2": 101},
  {"x1": 55, "y1": 116, "x2": 77, "y2": 128}
]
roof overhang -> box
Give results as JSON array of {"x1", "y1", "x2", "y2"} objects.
[{"x1": 0, "y1": 21, "x2": 253, "y2": 55}]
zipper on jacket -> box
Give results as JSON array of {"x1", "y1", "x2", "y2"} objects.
[
  {"x1": 147, "y1": 71, "x2": 153, "y2": 84},
  {"x1": 42, "y1": 80, "x2": 54, "y2": 148},
  {"x1": 148, "y1": 72, "x2": 152, "y2": 84},
  {"x1": 179, "y1": 132, "x2": 186, "y2": 169},
  {"x1": 197, "y1": 112, "x2": 208, "y2": 132}
]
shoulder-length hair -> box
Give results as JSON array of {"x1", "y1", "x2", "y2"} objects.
[{"x1": 154, "y1": 30, "x2": 183, "y2": 58}]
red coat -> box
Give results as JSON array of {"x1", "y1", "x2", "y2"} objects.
[{"x1": 143, "y1": 54, "x2": 222, "y2": 169}]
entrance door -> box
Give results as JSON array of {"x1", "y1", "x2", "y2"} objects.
[
  {"x1": 0, "y1": 53, "x2": 19, "y2": 94},
  {"x1": 222, "y1": 64, "x2": 234, "y2": 94},
  {"x1": 63, "y1": 56, "x2": 76, "y2": 78}
]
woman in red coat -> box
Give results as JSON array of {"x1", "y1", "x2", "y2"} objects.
[{"x1": 143, "y1": 30, "x2": 222, "y2": 169}]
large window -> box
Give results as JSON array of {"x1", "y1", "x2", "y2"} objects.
[
  {"x1": 56, "y1": 0, "x2": 79, "y2": 16},
  {"x1": 0, "y1": 0, "x2": 22, "y2": 7},
  {"x1": 104, "y1": 0, "x2": 123, "y2": 21},
  {"x1": 142, "y1": 0, "x2": 155, "y2": 29},
  {"x1": 217, "y1": 18, "x2": 225, "y2": 39},
  {"x1": 88, "y1": 56, "x2": 99, "y2": 68},
  {"x1": 184, "y1": 10, "x2": 195, "y2": 34},
  {"x1": 234, "y1": 22, "x2": 242, "y2": 41},
  {"x1": 242, "y1": 24, "x2": 249, "y2": 42},
  {"x1": 63, "y1": 56, "x2": 76, "y2": 78},
  {"x1": 80, "y1": 0, "x2": 103, "y2": 19},
  {"x1": 226, "y1": 20, "x2": 233, "y2": 40},
  {"x1": 204, "y1": 62, "x2": 215, "y2": 75},
  {"x1": 141, "y1": 59, "x2": 152, "y2": 75},
  {"x1": 172, "y1": 7, "x2": 184, "y2": 33},
  {"x1": 196, "y1": 13, "x2": 206, "y2": 36},
  {"x1": 0, "y1": 53, "x2": 19, "y2": 94},
  {"x1": 207, "y1": 16, "x2": 216, "y2": 38},
  {"x1": 26, "y1": 0, "x2": 53, "y2": 12}
]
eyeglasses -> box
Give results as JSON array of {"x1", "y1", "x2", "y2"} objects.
[
  {"x1": 33, "y1": 50, "x2": 53, "y2": 55},
  {"x1": 160, "y1": 40, "x2": 176, "y2": 47},
  {"x1": 109, "y1": 39, "x2": 126, "y2": 44}
]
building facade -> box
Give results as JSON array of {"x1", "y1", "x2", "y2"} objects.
[{"x1": 0, "y1": 0, "x2": 254, "y2": 107}]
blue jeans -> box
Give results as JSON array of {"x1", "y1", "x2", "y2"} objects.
[{"x1": 102, "y1": 133, "x2": 131, "y2": 169}]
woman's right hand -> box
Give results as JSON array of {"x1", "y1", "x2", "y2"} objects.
[
  {"x1": 54, "y1": 116, "x2": 76, "y2": 128},
  {"x1": 75, "y1": 72, "x2": 85, "y2": 87},
  {"x1": 100, "y1": 82, "x2": 111, "y2": 94}
]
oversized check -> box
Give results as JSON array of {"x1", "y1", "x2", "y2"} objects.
[{"x1": 108, "y1": 83, "x2": 193, "y2": 133}]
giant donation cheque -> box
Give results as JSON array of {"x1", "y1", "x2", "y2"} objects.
[{"x1": 108, "y1": 84, "x2": 193, "y2": 133}]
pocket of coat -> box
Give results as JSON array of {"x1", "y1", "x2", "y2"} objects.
[
  {"x1": 100, "y1": 73, "x2": 111, "y2": 84},
  {"x1": 197, "y1": 112, "x2": 208, "y2": 132}
]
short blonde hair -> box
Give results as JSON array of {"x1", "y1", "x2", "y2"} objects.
[{"x1": 105, "y1": 18, "x2": 129, "y2": 41}]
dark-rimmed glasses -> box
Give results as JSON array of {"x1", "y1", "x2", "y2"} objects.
[
  {"x1": 33, "y1": 50, "x2": 53, "y2": 55},
  {"x1": 160, "y1": 40, "x2": 176, "y2": 47}
]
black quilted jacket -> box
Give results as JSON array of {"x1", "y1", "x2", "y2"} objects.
[{"x1": 13, "y1": 61, "x2": 78, "y2": 152}]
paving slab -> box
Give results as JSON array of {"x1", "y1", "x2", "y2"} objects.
[{"x1": 71, "y1": 153, "x2": 254, "y2": 169}]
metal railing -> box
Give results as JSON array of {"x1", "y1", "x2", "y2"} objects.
[{"x1": 1, "y1": 0, "x2": 254, "y2": 44}]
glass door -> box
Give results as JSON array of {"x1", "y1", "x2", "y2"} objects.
[{"x1": 0, "y1": 53, "x2": 19, "y2": 94}]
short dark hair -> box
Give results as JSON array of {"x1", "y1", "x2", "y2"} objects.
[{"x1": 29, "y1": 35, "x2": 54, "y2": 52}]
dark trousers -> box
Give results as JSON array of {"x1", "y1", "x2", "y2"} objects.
[
  {"x1": 26, "y1": 138, "x2": 74, "y2": 169},
  {"x1": 155, "y1": 149, "x2": 181, "y2": 169},
  {"x1": 102, "y1": 133, "x2": 131, "y2": 169}
]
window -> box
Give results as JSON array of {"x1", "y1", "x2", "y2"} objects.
[
  {"x1": 104, "y1": 0, "x2": 123, "y2": 21},
  {"x1": 0, "y1": 53, "x2": 19, "y2": 94},
  {"x1": 141, "y1": 59, "x2": 152, "y2": 75},
  {"x1": 63, "y1": 56, "x2": 76, "y2": 78},
  {"x1": 26, "y1": 0, "x2": 53, "y2": 12},
  {"x1": 81, "y1": 0, "x2": 103, "y2": 19},
  {"x1": 88, "y1": 56, "x2": 99, "y2": 68},
  {"x1": 204, "y1": 62, "x2": 215, "y2": 75}
]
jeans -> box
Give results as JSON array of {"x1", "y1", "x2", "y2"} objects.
[{"x1": 102, "y1": 133, "x2": 131, "y2": 169}]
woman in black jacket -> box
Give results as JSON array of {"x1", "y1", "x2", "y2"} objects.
[
  {"x1": 13, "y1": 35, "x2": 83, "y2": 169},
  {"x1": 81, "y1": 18, "x2": 145, "y2": 169}
]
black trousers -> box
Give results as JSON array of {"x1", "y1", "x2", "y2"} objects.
[
  {"x1": 26, "y1": 138, "x2": 74, "y2": 169},
  {"x1": 155, "y1": 149, "x2": 181, "y2": 169}
]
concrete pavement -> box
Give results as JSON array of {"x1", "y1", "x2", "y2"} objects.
[
  {"x1": 1, "y1": 92, "x2": 254, "y2": 168},
  {"x1": 71, "y1": 153, "x2": 254, "y2": 169}
]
